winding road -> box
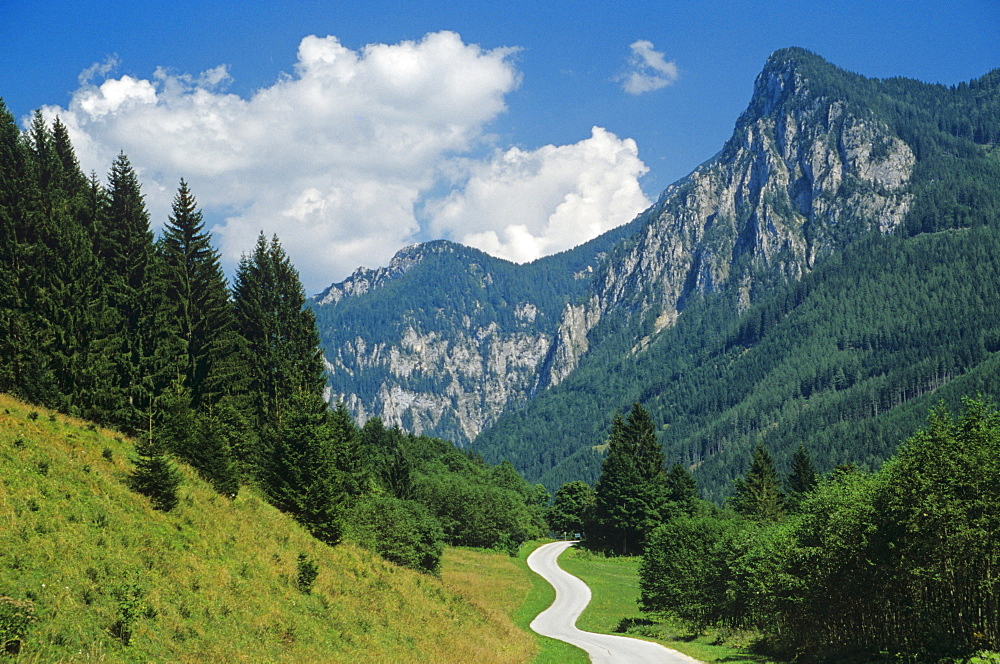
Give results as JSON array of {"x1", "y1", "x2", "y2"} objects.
[{"x1": 527, "y1": 540, "x2": 701, "y2": 664}]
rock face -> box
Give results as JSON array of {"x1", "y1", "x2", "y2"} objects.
[
  {"x1": 538, "y1": 52, "x2": 916, "y2": 384},
  {"x1": 312, "y1": 49, "x2": 916, "y2": 445}
]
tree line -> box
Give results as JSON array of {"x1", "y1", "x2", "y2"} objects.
[
  {"x1": 548, "y1": 400, "x2": 999, "y2": 660},
  {"x1": 0, "y1": 101, "x2": 546, "y2": 573}
]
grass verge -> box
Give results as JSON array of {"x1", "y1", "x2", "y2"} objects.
[{"x1": 559, "y1": 545, "x2": 780, "y2": 664}]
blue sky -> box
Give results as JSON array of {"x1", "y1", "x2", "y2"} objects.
[{"x1": 2, "y1": 0, "x2": 997, "y2": 291}]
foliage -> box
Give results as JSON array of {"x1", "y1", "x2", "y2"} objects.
[
  {"x1": 110, "y1": 581, "x2": 143, "y2": 645},
  {"x1": 730, "y1": 444, "x2": 784, "y2": 521},
  {"x1": 128, "y1": 433, "x2": 181, "y2": 512},
  {"x1": 260, "y1": 391, "x2": 345, "y2": 545},
  {"x1": 344, "y1": 495, "x2": 444, "y2": 574},
  {"x1": 639, "y1": 399, "x2": 1000, "y2": 660},
  {"x1": 592, "y1": 404, "x2": 671, "y2": 553},
  {"x1": 0, "y1": 596, "x2": 36, "y2": 655},
  {"x1": 294, "y1": 554, "x2": 318, "y2": 594},
  {"x1": 548, "y1": 480, "x2": 596, "y2": 536}
]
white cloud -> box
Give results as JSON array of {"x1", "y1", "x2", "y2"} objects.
[
  {"x1": 38, "y1": 31, "x2": 651, "y2": 292},
  {"x1": 426, "y1": 127, "x2": 651, "y2": 263},
  {"x1": 621, "y1": 40, "x2": 678, "y2": 95}
]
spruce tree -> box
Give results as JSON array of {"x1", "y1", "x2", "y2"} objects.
[
  {"x1": 98, "y1": 153, "x2": 165, "y2": 432},
  {"x1": 593, "y1": 403, "x2": 668, "y2": 553},
  {"x1": 158, "y1": 180, "x2": 236, "y2": 410},
  {"x1": 262, "y1": 391, "x2": 343, "y2": 545},
  {"x1": 786, "y1": 442, "x2": 818, "y2": 510},
  {"x1": 231, "y1": 233, "x2": 326, "y2": 434},
  {"x1": 129, "y1": 432, "x2": 182, "y2": 511},
  {"x1": 0, "y1": 100, "x2": 41, "y2": 398},
  {"x1": 731, "y1": 444, "x2": 784, "y2": 520}
]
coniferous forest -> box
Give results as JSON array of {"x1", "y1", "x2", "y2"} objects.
[{"x1": 0, "y1": 101, "x2": 547, "y2": 578}]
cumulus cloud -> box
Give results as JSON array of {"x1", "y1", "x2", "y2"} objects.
[
  {"x1": 621, "y1": 40, "x2": 678, "y2": 95},
  {"x1": 39, "y1": 31, "x2": 651, "y2": 291},
  {"x1": 426, "y1": 127, "x2": 651, "y2": 263}
]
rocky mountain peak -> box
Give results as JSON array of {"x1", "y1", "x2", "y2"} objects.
[
  {"x1": 315, "y1": 240, "x2": 460, "y2": 305},
  {"x1": 312, "y1": 48, "x2": 924, "y2": 445}
]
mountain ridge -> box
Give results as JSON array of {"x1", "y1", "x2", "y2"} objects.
[{"x1": 311, "y1": 47, "x2": 1000, "y2": 494}]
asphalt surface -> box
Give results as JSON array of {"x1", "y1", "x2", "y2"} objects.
[{"x1": 527, "y1": 540, "x2": 702, "y2": 664}]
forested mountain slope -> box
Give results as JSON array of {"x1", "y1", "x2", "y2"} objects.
[
  {"x1": 473, "y1": 50, "x2": 1000, "y2": 495},
  {"x1": 311, "y1": 223, "x2": 638, "y2": 444},
  {"x1": 311, "y1": 47, "x2": 999, "y2": 497}
]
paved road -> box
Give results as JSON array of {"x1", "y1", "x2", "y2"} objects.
[{"x1": 527, "y1": 540, "x2": 702, "y2": 664}]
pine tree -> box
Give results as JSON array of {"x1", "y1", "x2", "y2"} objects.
[
  {"x1": 98, "y1": 153, "x2": 165, "y2": 432},
  {"x1": 0, "y1": 100, "x2": 42, "y2": 398},
  {"x1": 663, "y1": 463, "x2": 699, "y2": 511},
  {"x1": 328, "y1": 400, "x2": 367, "y2": 497},
  {"x1": 262, "y1": 391, "x2": 343, "y2": 545},
  {"x1": 24, "y1": 114, "x2": 107, "y2": 415},
  {"x1": 158, "y1": 180, "x2": 236, "y2": 410},
  {"x1": 731, "y1": 444, "x2": 784, "y2": 521},
  {"x1": 593, "y1": 403, "x2": 668, "y2": 553},
  {"x1": 231, "y1": 233, "x2": 326, "y2": 435},
  {"x1": 129, "y1": 432, "x2": 182, "y2": 512},
  {"x1": 786, "y1": 442, "x2": 818, "y2": 510}
]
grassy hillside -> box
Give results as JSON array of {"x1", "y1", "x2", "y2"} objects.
[{"x1": 0, "y1": 392, "x2": 535, "y2": 663}]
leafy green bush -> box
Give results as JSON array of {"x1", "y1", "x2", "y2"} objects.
[
  {"x1": 345, "y1": 496, "x2": 444, "y2": 574},
  {"x1": 110, "y1": 582, "x2": 143, "y2": 646},
  {"x1": 295, "y1": 554, "x2": 319, "y2": 594},
  {"x1": 0, "y1": 596, "x2": 36, "y2": 655}
]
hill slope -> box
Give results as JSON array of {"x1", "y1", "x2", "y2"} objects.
[
  {"x1": 0, "y1": 393, "x2": 534, "y2": 663},
  {"x1": 471, "y1": 49, "x2": 1000, "y2": 495}
]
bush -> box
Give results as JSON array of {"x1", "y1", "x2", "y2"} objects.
[
  {"x1": 295, "y1": 554, "x2": 318, "y2": 594},
  {"x1": 345, "y1": 496, "x2": 445, "y2": 574},
  {"x1": 0, "y1": 596, "x2": 36, "y2": 655},
  {"x1": 110, "y1": 582, "x2": 143, "y2": 646}
]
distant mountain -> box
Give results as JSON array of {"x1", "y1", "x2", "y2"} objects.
[
  {"x1": 312, "y1": 47, "x2": 1000, "y2": 497},
  {"x1": 311, "y1": 222, "x2": 638, "y2": 444}
]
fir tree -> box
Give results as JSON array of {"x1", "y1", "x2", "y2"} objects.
[
  {"x1": 99, "y1": 153, "x2": 166, "y2": 432},
  {"x1": 731, "y1": 444, "x2": 784, "y2": 521},
  {"x1": 262, "y1": 391, "x2": 343, "y2": 545},
  {"x1": 129, "y1": 433, "x2": 182, "y2": 512},
  {"x1": 231, "y1": 232, "x2": 326, "y2": 436},
  {"x1": 786, "y1": 442, "x2": 818, "y2": 509},
  {"x1": 158, "y1": 180, "x2": 236, "y2": 410},
  {"x1": 593, "y1": 403, "x2": 668, "y2": 554}
]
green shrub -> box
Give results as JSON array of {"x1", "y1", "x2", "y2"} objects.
[
  {"x1": 345, "y1": 496, "x2": 445, "y2": 574},
  {"x1": 0, "y1": 596, "x2": 36, "y2": 655},
  {"x1": 110, "y1": 582, "x2": 143, "y2": 646},
  {"x1": 295, "y1": 554, "x2": 318, "y2": 594}
]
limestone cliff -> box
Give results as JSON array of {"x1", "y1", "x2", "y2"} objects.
[
  {"x1": 313, "y1": 48, "x2": 919, "y2": 445},
  {"x1": 538, "y1": 50, "x2": 915, "y2": 386}
]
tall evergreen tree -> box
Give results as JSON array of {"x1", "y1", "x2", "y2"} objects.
[
  {"x1": 231, "y1": 233, "x2": 326, "y2": 435},
  {"x1": 24, "y1": 114, "x2": 107, "y2": 416},
  {"x1": 98, "y1": 153, "x2": 166, "y2": 432},
  {"x1": 593, "y1": 403, "x2": 668, "y2": 553},
  {"x1": 0, "y1": 100, "x2": 42, "y2": 399},
  {"x1": 158, "y1": 180, "x2": 236, "y2": 410},
  {"x1": 786, "y1": 442, "x2": 818, "y2": 510},
  {"x1": 262, "y1": 391, "x2": 344, "y2": 545},
  {"x1": 731, "y1": 444, "x2": 784, "y2": 521}
]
